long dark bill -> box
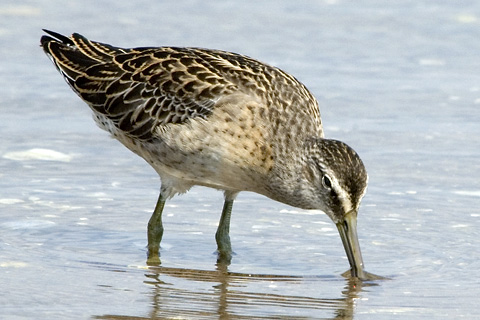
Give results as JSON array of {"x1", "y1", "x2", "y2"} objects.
[{"x1": 336, "y1": 210, "x2": 366, "y2": 279}]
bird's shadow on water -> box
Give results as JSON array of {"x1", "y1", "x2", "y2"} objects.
[{"x1": 93, "y1": 262, "x2": 384, "y2": 320}]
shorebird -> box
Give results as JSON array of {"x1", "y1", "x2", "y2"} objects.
[{"x1": 41, "y1": 30, "x2": 369, "y2": 278}]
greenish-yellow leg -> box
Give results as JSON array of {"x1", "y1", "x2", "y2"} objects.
[
  {"x1": 215, "y1": 198, "x2": 234, "y2": 264},
  {"x1": 147, "y1": 193, "x2": 166, "y2": 265}
]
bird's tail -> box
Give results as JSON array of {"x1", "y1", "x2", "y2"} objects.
[{"x1": 41, "y1": 29, "x2": 126, "y2": 83}]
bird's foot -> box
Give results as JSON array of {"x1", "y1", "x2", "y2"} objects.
[
  {"x1": 146, "y1": 248, "x2": 161, "y2": 266},
  {"x1": 215, "y1": 249, "x2": 234, "y2": 267}
]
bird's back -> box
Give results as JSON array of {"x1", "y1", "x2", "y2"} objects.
[
  {"x1": 41, "y1": 30, "x2": 324, "y2": 195},
  {"x1": 41, "y1": 31, "x2": 322, "y2": 139}
]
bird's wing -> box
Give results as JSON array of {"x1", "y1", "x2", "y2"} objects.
[
  {"x1": 41, "y1": 30, "x2": 322, "y2": 141},
  {"x1": 41, "y1": 30, "x2": 240, "y2": 140}
]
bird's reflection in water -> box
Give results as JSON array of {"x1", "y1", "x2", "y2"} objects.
[{"x1": 95, "y1": 263, "x2": 379, "y2": 319}]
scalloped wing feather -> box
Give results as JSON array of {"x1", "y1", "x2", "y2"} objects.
[{"x1": 41, "y1": 30, "x2": 322, "y2": 141}]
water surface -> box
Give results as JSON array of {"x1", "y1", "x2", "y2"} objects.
[{"x1": 1, "y1": 0, "x2": 479, "y2": 319}]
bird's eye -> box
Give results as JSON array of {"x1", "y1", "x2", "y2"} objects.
[{"x1": 322, "y1": 175, "x2": 332, "y2": 189}]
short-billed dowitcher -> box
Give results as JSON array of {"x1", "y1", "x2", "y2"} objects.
[{"x1": 41, "y1": 30, "x2": 368, "y2": 278}]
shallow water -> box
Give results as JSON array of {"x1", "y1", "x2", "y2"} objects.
[{"x1": 1, "y1": 0, "x2": 480, "y2": 319}]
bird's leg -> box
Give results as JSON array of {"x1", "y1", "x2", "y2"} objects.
[
  {"x1": 215, "y1": 191, "x2": 238, "y2": 264},
  {"x1": 146, "y1": 192, "x2": 166, "y2": 266}
]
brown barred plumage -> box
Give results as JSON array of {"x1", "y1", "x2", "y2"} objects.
[{"x1": 41, "y1": 30, "x2": 369, "y2": 278}]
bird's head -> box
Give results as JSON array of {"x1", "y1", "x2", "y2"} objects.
[{"x1": 302, "y1": 138, "x2": 368, "y2": 278}]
